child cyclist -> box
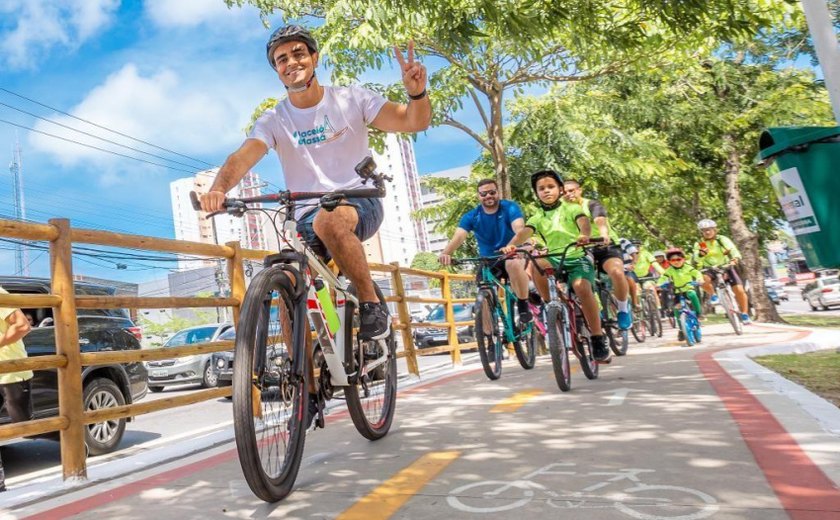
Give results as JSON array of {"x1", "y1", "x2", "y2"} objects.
[
  {"x1": 656, "y1": 248, "x2": 704, "y2": 337},
  {"x1": 501, "y1": 170, "x2": 611, "y2": 363}
]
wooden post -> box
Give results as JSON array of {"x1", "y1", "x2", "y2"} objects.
[
  {"x1": 49, "y1": 219, "x2": 87, "y2": 480},
  {"x1": 442, "y1": 271, "x2": 462, "y2": 365},
  {"x1": 226, "y1": 241, "x2": 246, "y2": 327},
  {"x1": 390, "y1": 262, "x2": 418, "y2": 376}
]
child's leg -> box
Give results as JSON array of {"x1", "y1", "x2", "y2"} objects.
[
  {"x1": 685, "y1": 290, "x2": 702, "y2": 316},
  {"x1": 572, "y1": 279, "x2": 603, "y2": 336}
]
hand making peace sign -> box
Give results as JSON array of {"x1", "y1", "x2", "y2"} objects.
[{"x1": 394, "y1": 40, "x2": 427, "y2": 98}]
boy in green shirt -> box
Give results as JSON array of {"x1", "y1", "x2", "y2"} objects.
[
  {"x1": 656, "y1": 248, "x2": 704, "y2": 319},
  {"x1": 502, "y1": 170, "x2": 610, "y2": 362}
]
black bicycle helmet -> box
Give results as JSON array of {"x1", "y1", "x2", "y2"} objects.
[
  {"x1": 530, "y1": 169, "x2": 563, "y2": 193},
  {"x1": 266, "y1": 24, "x2": 318, "y2": 69}
]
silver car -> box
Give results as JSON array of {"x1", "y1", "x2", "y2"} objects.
[
  {"x1": 803, "y1": 277, "x2": 840, "y2": 311},
  {"x1": 146, "y1": 323, "x2": 233, "y2": 392}
]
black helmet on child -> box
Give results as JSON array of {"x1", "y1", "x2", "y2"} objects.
[
  {"x1": 266, "y1": 25, "x2": 318, "y2": 69},
  {"x1": 530, "y1": 169, "x2": 563, "y2": 193}
]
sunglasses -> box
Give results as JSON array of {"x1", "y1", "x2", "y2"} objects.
[
  {"x1": 478, "y1": 190, "x2": 497, "y2": 197},
  {"x1": 669, "y1": 256, "x2": 685, "y2": 261}
]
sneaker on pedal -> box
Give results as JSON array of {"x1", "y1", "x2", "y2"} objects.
[
  {"x1": 300, "y1": 392, "x2": 320, "y2": 432},
  {"x1": 591, "y1": 335, "x2": 611, "y2": 363},
  {"x1": 359, "y1": 302, "x2": 390, "y2": 340},
  {"x1": 517, "y1": 299, "x2": 533, "y2": 324},
  {"x1": 709, "y1": 295, "x2": 720, "y2": 305},
  {"x1": 678, "y1": 330, "x2": 685, "y2": 341},
  {"x1": 740, "y1": 313, "x2": 751, "y2": 325},
  {"x1": 617, "y1": 310, "x2": 632, "y2": 330}
]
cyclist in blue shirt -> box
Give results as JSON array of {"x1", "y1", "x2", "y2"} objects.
[{"x1": 439, "y1": 179, "x2": 533, "y2": 323}]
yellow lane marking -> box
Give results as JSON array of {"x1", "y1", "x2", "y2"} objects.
[
  {"x1": 491, "y1": 389, "x2": 545, "y2": 413},
  {"x1": 336, "y1": 451, "x2": 461, "y2": 520}
]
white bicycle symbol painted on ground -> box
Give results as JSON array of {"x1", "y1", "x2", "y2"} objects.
[{"x1": 447, "y1": 463, "x2": 719, "y2": 520}]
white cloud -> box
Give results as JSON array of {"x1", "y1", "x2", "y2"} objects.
[
  {"x1": 144, "y1": 0, "x2": 252, "y2": 28},
  {"x1": 29, "y1": 63, "x2": 274, "y2": 179},
  {"x1": 0, "y1": 0, "x2": 119, "y2": 70}
]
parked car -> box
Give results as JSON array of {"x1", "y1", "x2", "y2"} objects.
[
  {"x1": 210, "y1": 327, "x2": 236, "y2": 393},
  {"x1": 0, "y1": 276, "x2": 148, "y2": 455},
  {"x1": 145, "y1": 323, "x2": 233, "y2": 391},
  {"x1": 802, "y1": 277, "x2": 840, "y2": 311},
  {"x1": 413, "y1": 303, "x2": 475, "y2": 349},
  {"x1": 765, "y1": 286, "x2": 781, "y2": 305}
]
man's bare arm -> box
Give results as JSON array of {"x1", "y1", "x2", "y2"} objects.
[
  {"x1": 200, "y1": 139, "x2": 268, "y2": 212},
  {"x1": 0, "y1": 310, "x2": 31, "y2": 347}
]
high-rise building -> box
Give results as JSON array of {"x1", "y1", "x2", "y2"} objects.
[
  {"x1": 360, "y1": 134, "x2": 425, "y2": 268},
  {"x1": 420, "y1": 165, "x2": 472, "y2": 255},
  {"x1": 170, "y1": 169, "x2": 268, "y2": 270}
]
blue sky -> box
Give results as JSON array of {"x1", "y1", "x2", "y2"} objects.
[{"x1": 0, "y1": 0, "x2": 484, "y2": 283}]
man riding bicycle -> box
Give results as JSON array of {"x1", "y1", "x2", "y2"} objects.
[
  {"x1": 199, "y1": 25, "x2": 431, "y2": 340},
  {"x1": 439, "y1": 179, "x2": 533, "y2": 323},
  {"x1": 692, "y1": 219, "x2": 750, "y2": 324},
  {"x1": 562, "y1": 179, "x2": 633, "y2": 331}
]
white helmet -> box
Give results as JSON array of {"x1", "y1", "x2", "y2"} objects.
[{"x1": 697, "y1": 219, "x2": 717, "y2": 230}]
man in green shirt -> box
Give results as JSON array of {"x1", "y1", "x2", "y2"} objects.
[
  {"x1": 503, "y1": 170, "x2": 610, "y2": 362},
  {"x1": 0, "y1": 286, "x2": 34, "y2": 492},
  {"x1": 693, "y1": 219, "x2": 750, "y2": 324}
]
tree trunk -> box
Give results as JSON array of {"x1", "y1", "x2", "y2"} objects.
[
  {"x1": 722, "y1": 136, "x2": 783, "y2": 323},
  {"x1": 488, "y1": 88, "x2": 510, "y2": 198}
]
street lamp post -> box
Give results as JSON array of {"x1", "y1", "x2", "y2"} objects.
[{"x1": 801, "y1": 0, "x2": 840, "y2": 122}]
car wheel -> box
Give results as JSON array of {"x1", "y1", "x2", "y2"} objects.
[
  {"x1": 84, "y1": 378, "x2": 127, "y2": 455},
  {"x1": 149, "y1": 386, "x2": 164, "y2": 393},
  {"x1": 201, "y1": 361, "x2": 218, "y2": 388}
]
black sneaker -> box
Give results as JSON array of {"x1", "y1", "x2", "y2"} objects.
[
  {"x1": 677, "y1": 330, "x2": 685, "y2": 341},
  {"x1": 591, "y1": 335, "x2": 612, "y2": 363},
  {"x1": 358, "y1": 302, "x2": 390, "y2": 340},
  {"x1": 300, "y1": 392, "x2": 321, "y2": 431},
  {"x1": 517, "y1": 299, "x2": 533, "y2": 324}
]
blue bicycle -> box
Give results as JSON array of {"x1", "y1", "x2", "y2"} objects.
[{"x1": 661, "y1": 282, "x2": 703, "y2": 347}]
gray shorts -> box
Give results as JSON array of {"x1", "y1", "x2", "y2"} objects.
[{"x1": 297, "y1": 198, "x2": 384, "y2": 261}]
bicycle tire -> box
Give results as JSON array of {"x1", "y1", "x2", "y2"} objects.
[
  {"x1": 692, "y1": 315, "x2": 703, "y2": 343},
  {"x1": 721, "y1": 287, "x2": 744, "y2": 335},
  {"x1": 574, "y1": 312, "x2": 599, "y2": 380},
  {"x1": 233, "y1": 265, "x2": 307, "y2": 503},
  {"x1": 645, "y1": 293, "x2": 662, "y2": 338},
  {"x1": 513, "y1": 321, "x2": 537, "y2": 370},
  {"x1": 631, "y1": 304, "x2": 646, "y2": 343},
  {"x1": 679, "y1": 313, "x2": 695, "y2": 346},
  {"x1": 475, "y1": 289, "x2": 503, "y2": 380},
  {"x1": 608, "y1": 297, "x2": 629, "y2": 356},
  {"x1": 344, "y1": 282, "x2": 398, "y2": 440},
  {"x1": 546, "y1": 304, "x2": 571, "y2": 392}
]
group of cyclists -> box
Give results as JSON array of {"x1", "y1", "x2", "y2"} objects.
[{"x1": 439, "y1": 173, "x2": 752, "y2": 361}]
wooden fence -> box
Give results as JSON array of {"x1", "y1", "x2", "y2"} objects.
[{"x1": 0, "y1": 217, "x2": 476, "y2": 481}]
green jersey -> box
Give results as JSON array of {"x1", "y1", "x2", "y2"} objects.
[
  {"x1": 692, "y1": 235, "x2": 741, "y2": 269},
  {"x1": 526, "y1": 202, "x2": 588, "y2": 260},
  {"x1": 633, "y1": 249, "x2": 665, "y2": 278},
  {"x1": 657, "y1": 264, "x2": 704, "y2": 293}
]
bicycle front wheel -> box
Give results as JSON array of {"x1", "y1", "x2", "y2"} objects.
[
  {"x1": 475, "y1": 289, "x2": 503, "y2": 380},
  {"x1": 608, "y1": 297, "x2": 629, "y2": 356},
  {"x1": 233, "y1": 266, "x2": 307, "y2": 503},
  {"x1": 546, "y1": 304, "x2": 571, "y2": 392},
  {"x1": 513, "y1": 320, "x2": 537, "y2": 370},
  {"x1": 631, "y1": 305, "x2": 646, "y2": 343},
  {"x1": 344, "y1": 282, "x2": 398, "y2": 440},
  {"x1": 719, "y1": 287, "x2": 743, "y2": 335},
  {"x1": 645, "y1": 293, "x2": 662, "y2": 338}
]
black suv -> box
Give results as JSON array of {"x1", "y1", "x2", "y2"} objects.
[{"x1": 0, "y1": 277, "x2": 148, "y2": 455}]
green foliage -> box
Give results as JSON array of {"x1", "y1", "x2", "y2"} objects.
[
  {"x1": 138, "y1": 310, "x2": 217, "y2": 347},
  {"x1": 410, "y1": 251, "x2": 441, "y2": 272},
  {"x1": 412, "y1": 175, "x2": 479, "y2": 258}
]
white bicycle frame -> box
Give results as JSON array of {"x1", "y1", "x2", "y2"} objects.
[{"x1": 280, "y1": 209, "x2": 389, "y2": 388}]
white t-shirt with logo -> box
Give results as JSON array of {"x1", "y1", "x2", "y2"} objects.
[{"x1": 248, "y1": 85, "x2": 387, "y2": 215}]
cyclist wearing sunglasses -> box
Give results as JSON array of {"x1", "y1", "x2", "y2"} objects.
[{"x1": 439, "y1": 179, "x2": 533, "y2": 323}]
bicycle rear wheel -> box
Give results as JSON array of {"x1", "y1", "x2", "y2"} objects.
[
  {"x1": 513, "y1": 321, "x2": 537, "y2": 370},
  {"x1": 475, "y1": 289, "x2": 503, "y2": 380},
  {"x1": 546, "y1": 304, "x2": 571, "y2": 392},
  {"x1": 344, "y1": 282, "x2": 398, "y2": 440},
  {"x1": 645, "y1": 293, "x2": 662, "y2": 338},
  {"x1": 679, "y1": 313, "x2": 695, "y2": 346},
  {"x1": 233, "y1": 266, "x2": 306, "y2": 503},
  {"x1": 719, "y1": 287, "x2": 744, "y2": 335},
  {"x1": 574, "y1": 311, "x2": 599, "y2": 380},
  {"x1": 631, "y1": 304, "x2": 646, "y2": 343}
]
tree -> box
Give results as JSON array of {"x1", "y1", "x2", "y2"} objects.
[
  {"x1": 410, "y1": 251, "x2": 441, "y2": 272},
  {"x1": 227, "y1": 0, "x2": 792, "y2": 197}
]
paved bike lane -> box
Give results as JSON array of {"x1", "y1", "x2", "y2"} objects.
[{"x1": 7, "y1": 324, "x2": 840, "y2": 520}]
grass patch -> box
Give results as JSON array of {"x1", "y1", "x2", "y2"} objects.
[
  {"x1": 781, "y1": 315, "x2": 840, "y2": 328},
  {"x1": 753, "y1": 351, "x2": 840, "y2": 408}
]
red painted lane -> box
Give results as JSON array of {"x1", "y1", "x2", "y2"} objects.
[
  {"x1": 22, "y1": 364, "x2": 483, "y2": 519},
  {"x1": 696, "y1": 330, "x2": 840, "y2": 520}
]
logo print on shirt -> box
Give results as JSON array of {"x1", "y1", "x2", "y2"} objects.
[{"x1": 292, "y1": 115, "x2": 348, "y2": 146}]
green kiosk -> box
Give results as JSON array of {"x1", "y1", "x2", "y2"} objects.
[{"x1": 759, "y1": 126, "x2": 840, "y2": 269}]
